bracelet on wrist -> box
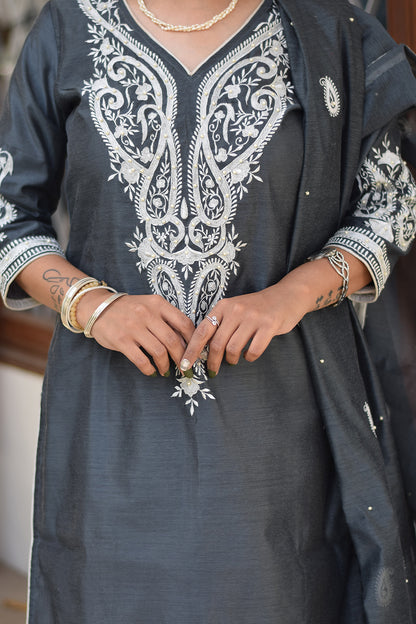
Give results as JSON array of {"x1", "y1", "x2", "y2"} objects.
[
  {"x1": 84, "y1": 292, "x2": 128, "y2": 338},
  {"x1": 60, "y1": 277, "x2": 112, "y2": 333},
  {"x1": 307, "y1": 248, "x2": 350, "y2": 306},
  {"x1": 69, "y1": 284, "x2": 117, "y2": 330}
]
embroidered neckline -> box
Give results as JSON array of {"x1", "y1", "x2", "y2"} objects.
[
  {"x1": 120, "y1": 0, "x2": 270, "y2": 76},
  {"x1": 80, "y1": 0, "x2": 294, "y2": 414}
]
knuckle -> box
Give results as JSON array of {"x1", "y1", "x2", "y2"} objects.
[
  {"x1": 232, "y1": 301, "x2": 244, "y2": 314},
  {"x1": 195, "y1": 323, "x2": 210, "y2": 340},
  {"x1": 129, "y1": 352, "x2": 153, "y2": 375},
  {"x1": 209, "y1": 340, "x2": 223, "y2": 356},
  {"x1": 152, "y1": 344, "x2": 167, "y2": 360},
  {"x1": 226, "y1": 344, "x2": 240, "y2": 358},
  {"x1": 247, "y1": 347, "x2": 262, "y2": 360},
  {"x1": 165, "y1": 332, "x2": 180, "y2": 350}
]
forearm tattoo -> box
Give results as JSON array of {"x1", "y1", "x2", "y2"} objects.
[
  {"x1": 314, "y1": 286, "x2": 343, "y2": 310},
  {"x1": 42, "y1": 269, "x2": 79, "y2": 311}
]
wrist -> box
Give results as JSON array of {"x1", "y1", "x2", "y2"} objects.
[{"x1": 76, "y1": 288, "x2": 116, "y2": 328}]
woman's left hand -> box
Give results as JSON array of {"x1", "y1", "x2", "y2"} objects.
[
  {"x1": 180, "y1": 249, "x2": 372, "y2": 376},
  {"x1": 180, "y1": 280, "x2": 308, "y2": 376}
]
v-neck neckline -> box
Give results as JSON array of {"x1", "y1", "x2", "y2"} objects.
[{"x1": 119, "y1": 0, "x2": 271, "y2": 77}]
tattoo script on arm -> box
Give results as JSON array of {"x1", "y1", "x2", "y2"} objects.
[
  {"x1": 314, "y1": 286, "x2": 343, "y2": 310},
  {"x1": 42, "y1": 269, "x2": 80, "y2": 311}
]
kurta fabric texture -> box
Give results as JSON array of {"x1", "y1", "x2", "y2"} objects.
[{"x1": 1, "y1": 0, "x2": 416, "y2": 622}]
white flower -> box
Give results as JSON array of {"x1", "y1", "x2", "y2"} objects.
[
  {"x1": 225, "y1": 84, "x2": 241, "y2": 99},
  {"x1": 274, "y1": 76, "x2": 287, "y2": 97},
  {"x1": 231, "y1": 161, "x2": 250, "y2": 184},
  {"x1": 136, "y1": 239, "x2": 154, "y2": 268},
  {"x1": 208, "y1": 197, "x2": 220, "y2": 209},
  {"x1": 156, "y1": 177, "x2": 167, "y2": 189},
  {"x1": 114, "y1": 122, "x2": 128, "y2": 138},
  {"x1": 100, "y1": 38, "x2": 114, "y2": 56},
  {"x1": 152, "y1": 196, "x2": 163, "y2": 208},
  {"x1": 269, "y1": 38, "x2": 283, "y2": 57},
  {"x1": 213, "y1": 110, "x2": 226, "y2": 121},
  {"x1": 180, "y1": 377, "x2": 202, "y2": 398},
  {"x1": 141, "y1": 147, "x2": 154, "y2": 163},
  {"x1": 215, "y1": 148, "x2": 228, "y2": 163},
  {"x1": 218, "y1": 240, "x2": 236, "y2": 262},
  {"x1": 242, "y1": 124, "x2": 259, "y2": 138},
  {"x1": 135, "y1": 82, "x2": 152, "y2": 101},
  {"x1": 120, "y1": 161, "x2": 140, "y2": 184}
]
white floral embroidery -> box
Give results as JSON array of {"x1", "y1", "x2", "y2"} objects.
[
  {"x1": 0, "y1": 195, "x2": 16, "y2": 243},
  {"x1": 0, "y1": 149, "x2": 17, "y2": 242},
  {"x1": 355, "y1": 134, "x2": 416, "y2": 251},
  {"x1": 326, "y1": 133, "x2": 416, "y2": 299},
  {"x1": 79, "y1": 0, "x2": 294, "y2": 413},
  {"x1": 319, "y1": 76, "x2": 341, "y2": 118}
]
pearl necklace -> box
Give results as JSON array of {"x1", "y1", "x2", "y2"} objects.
[{"x1": 137, "y1": 0, "x2": 239, "y2": 32}]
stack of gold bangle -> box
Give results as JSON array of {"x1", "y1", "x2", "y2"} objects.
[{"x1": 60, "y1": 277, "x2": 115, "y2": 333}]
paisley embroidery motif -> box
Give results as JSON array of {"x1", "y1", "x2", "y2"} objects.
[
  {"x1": 319, "y1": 76, "x2": 341, "y2": 117},
  {"x1": 79, "y1": 0, "x2": 294, "y2": 414}
]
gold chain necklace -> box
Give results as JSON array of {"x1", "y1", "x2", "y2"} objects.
[{"x1": 137, "y1": 0, "x2": 239, "y2": 32}]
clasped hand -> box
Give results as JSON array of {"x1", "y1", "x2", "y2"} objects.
[{"x1": 86, "y1": 279, "x2": 308, "y2": 377}]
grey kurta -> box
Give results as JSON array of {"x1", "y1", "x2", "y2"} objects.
[{"x1": 1, "y1": 0, "x2": 416, "y2": 622}]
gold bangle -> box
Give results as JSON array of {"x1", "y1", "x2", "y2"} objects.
[
  {"x1": 69, "y1": 284, "x2": 115, "y2": 330},
  {"x1": 61, "y1": 277, "x2": 99, "y2": 332},
  {"x1": 84, "y1": 292, "x2": 128, "y2": 338}
]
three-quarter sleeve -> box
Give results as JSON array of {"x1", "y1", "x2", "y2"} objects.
[
  {"x1": 0, "y1": 2, "x2": 66, "y2": 310},
  {"x1": 324, "y1": 122, "x2": 416, "y2": 302}
]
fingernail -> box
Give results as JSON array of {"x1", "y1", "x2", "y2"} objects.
[
  {"x1": 182, "y1": 369, "x2": 193, "y2": 378},
  {"x1": 151, "y1": 372, "x2": 158, "y2": 378},
  {"x1": 180, "y1": 358, "x2": 191, "y2": 371},
  {"x1": 163, "y1": 369, "x2": 171, "y2": 378},
  {"x1": 228, "y1": 362, "x2": 237, "y2": 366},
  {"x1": 208, "y1": 369, "x2": 217, "y2": 378}
]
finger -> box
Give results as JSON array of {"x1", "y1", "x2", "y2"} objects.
[
  {"x1": 160, "y1": 301, "x2": 195, "y2": 344},
  {"x1": 149, "y1": 322, "x2": 187, "y2": 371},
  {"x1": 205, "y1": 318, "x2": 240, "y2": 374},
  {"x1": 123, "y1": 344, "x2": 157, "y2": 377},
  {"x1": 243, "y1": 329, "x2": 272, "y2": 363},
  {"x1": 180, "y1": 317, "x2": 219, "y2": 373},
  {"x1": 138, "y1": 332, "x2": 170, "y2": 377},
  {"x1": 206, "y1": 321, "x2": 254, "y2": 373}
]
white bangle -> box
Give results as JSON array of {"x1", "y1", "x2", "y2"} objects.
[{"x1": 84, "y1": 292, "x2": 128, "y2": 338}]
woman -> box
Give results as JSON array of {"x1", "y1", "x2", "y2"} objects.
[{"x1": 1, "y1": 0, "x2": 416, "y2": 621}]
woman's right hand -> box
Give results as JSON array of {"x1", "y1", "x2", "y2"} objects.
[{"x1": 77, "y1": 290, "x2": 195, "y2": 377}]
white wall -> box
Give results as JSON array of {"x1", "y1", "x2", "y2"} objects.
[{"x1": 0, "y1": 363, "x2": 41, "y2": 575}]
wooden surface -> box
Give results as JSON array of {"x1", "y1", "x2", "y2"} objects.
[
  {"x1": 388, "y1": 0, "x2": 416, "y2": 50},
  {"x1": 0, "y1": 305, "x2": 54, "y2": 375}
]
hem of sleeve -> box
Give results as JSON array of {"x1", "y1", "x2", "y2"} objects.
[
  {"x1": 0, "y1": 236, "x2": 65, "y2": 310},
  {"x1": 324, "y1": 227, "x2": 391, "y2": 303}
]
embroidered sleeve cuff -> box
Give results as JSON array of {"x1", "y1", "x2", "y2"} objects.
[
  {"x1": 324, "y1": 227, "x2": 390, "y2": 303},
  {"x1": 0, "y1": 236, "x2": 65, "y2": 310}
]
